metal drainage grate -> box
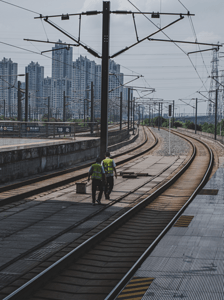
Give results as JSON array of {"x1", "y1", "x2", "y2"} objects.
[
  {"x1": 199, "y1": 189, "x2": 219, "y2": 195},
  {"x1": 174, "y1": 215, "x2": 194, "y2": 227},
  {"x1": 25, "y1": 242, "x2": 64, "y2": 261},
  {"x1": 116, "y1": 277, "x2": 154, "y2": 299},
  {"x1": 0, "y1": 273, "x2": 18, "y2": 287}
]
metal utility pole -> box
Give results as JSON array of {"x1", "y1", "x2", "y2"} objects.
[
  {"x1": 120, "y1": 91, "x2": 122, "y2": 131},
  {"x1": 3, "y1": 100, "x2": 5, "y2": 120},
  {"x1": 215, "y1": 89, "x2": 218, "y2": 140},
  {"x1": 100, "y1": 1, "x2": 110, "y2": 159},
  {"x1": 63, "y1": 91, "x2": 66, "y2": 122},
  {"x1": 168, "y1": 104, "x2": 172, "y2": 155},
  {"x1": 130, "y1": 93, "x2": 133, "y2": 130},
  {"x1": 142, "y1": 107, "x2": 143, "y2": 124},
  {"x1": 48, "y1": 96, "x2": 50, "y2": 122},
  {"x1": 161, "y1": 103, "x2": 163, "y2": 125},
  {"x1": 138, "y1": 105, "x2": 140, "y2": 125},
  {"x1": 158, "y1": 103, "x2": 160, "y2": 130},
  {"x1": 86, "y1": 87, "x2": 89, "y2": 118},
  {"x1": 195, "y1": 98, "x2": 198, "y2": 134},
  {"x1": 128, "y1": 88, "x2": 130, "y2": 133},
  {"x1": 172, "y1": 100, "x2": 175, "y2": 127},
  {"x1": 91, "y1": 81, "x2": 94, "y2": 134},
  {"x1": 25, "y1": 73, "x2": 29, "y2": 122},
  {"x1": 133, "y1": 98, "x2": 135, "y2": 134},
  {"x1": 17, "y1": 81, "x2": 22, "y2": 121},
  {"x1": 84, "y1": 98, "x2": 86, "y2": 124},
  {"x1": 149, "y1": 105, "x2": 150, "y2": 126},
  {"x1": 29, "y1": 105, "x2": 31, "y2": 121}
]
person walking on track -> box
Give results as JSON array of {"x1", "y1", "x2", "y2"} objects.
[
  {"x1": 102, "y1": 151, "x2": 117, "y2": 199},
  {"x1": 88, "y1": 157, "x2": 106, "y2": 205}
]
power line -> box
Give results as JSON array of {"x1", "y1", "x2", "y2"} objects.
[
  {"x1": 177, "y1": 0, "x2": 189, "y2": 12},
  {"x1": 0, "y1": 40, "x2": 102, "y2": 82},
  {"x1": 127, "y1": 0, "x2": 210, "y2": 95},
  {"x1": 127, "y1": 0, "x2": 187, "y2": 55},
  {"x1": 0, "y1": 39, "x2": 145, "y2": 100},
  {"x1": 188, "y1": 16, "x2": 210, "y2": 77},
  {"x1": 0, "y1": 0, "x2": 40, "y2": 15},
  {"x1": 41, "y1": 19, "x2": 50, "y2": 42}
]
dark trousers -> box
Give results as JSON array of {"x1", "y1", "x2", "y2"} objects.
[
  {"x1": 92, "y1": 179, "x2": 103, "y2": 203},
  {"x1": 105, "y1": 176, "x2": 114, "y2": 196}
]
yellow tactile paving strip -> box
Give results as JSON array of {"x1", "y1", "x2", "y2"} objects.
[
  {"x1": 174, "y1": 215, "x2": 194, "y2": 227},
  {"x1": 117, "y1": 277, "x2": 154, "y2": 299}
]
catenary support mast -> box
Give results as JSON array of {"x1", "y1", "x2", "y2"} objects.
[{"x1": 100, "y1": 1, "x2": 110, "y2": 159}]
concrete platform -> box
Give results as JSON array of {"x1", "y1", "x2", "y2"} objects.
[
  {"x1": 123, "y1": 166, "x2": 224, "y2": 299},
  {"x1": 0, "y1": 136, "x2": 98, "y2": 151}
]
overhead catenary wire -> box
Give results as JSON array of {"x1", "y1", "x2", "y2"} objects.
[
  {"x1": 0, "y1": 0, "x2": 40, "y2": 15},
  {"x1": 41, "y1": 19, "x2": 50, "y2": 42},
  {"x1": 177, "y1": 0, "x2": 189, "y2": 13},
  {"x1": 127, "y1": 0, "x2": 187, "y2": 55},
  {"x1": 0, "y1": 40, "x2": 103, "y2": 84},
  {"x1": 188, "y1": 16, "x2": 210, "y2": 77},
  {"x1": 0, "y1": 39, "x2": 146, "y2": 105},
  {"x1": 0, "y1": 2, "x2": 215, "y2": 115},
  {"x1": 127, "y1": 0, "x2": 210, "y2": 95}
]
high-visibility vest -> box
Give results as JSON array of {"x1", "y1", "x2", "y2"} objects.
[
  {"x1": 91, "y1": 163, "x2": 102, "y2": 180},
  {"x1": 103, "y1": 158, "x2": 114, "y2": 175}
]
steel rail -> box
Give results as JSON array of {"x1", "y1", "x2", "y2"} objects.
[
  {"x1": 2, "y1": 129, "x2": 196, "y2": 300},
  {"x1": 105, "y1": 129, "x2": 213, "y2": 300},
  {"x1": 0, "y1": 127, "x2": 158, "y2": 274},
  {"x1": 0, "y1": 126, "x2": 155, "y2": 207}
]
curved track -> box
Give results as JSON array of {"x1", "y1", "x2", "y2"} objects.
[
  {"x1": 0, "y1": 126, "x2": 155, "y2": 207},
  {"x1": 1, "y1": 129, "x2": 213, "y2": 300},
  {"x1": 0, "y1": 126, "x2": 162, "y2": 298}
]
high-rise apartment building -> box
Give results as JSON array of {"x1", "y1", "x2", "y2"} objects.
[
  {"x1": 25, "y1": 61, "x2": 44, "y2": 119},
  {"x1": 72, "y1": 56, "x2": 123, "y2": 120},
  {"x1": 72, "y1": 56, "x2": 96, "y2": 119},
  {"x1": 51, "y1": 40, "x2": 73, "y2": 119},
  {"x1": 94, "y1": 65, "x2": 102, "y2": 118},
  {"x1": 0, "y1": 58, "x2": 18, "y2": 117}
]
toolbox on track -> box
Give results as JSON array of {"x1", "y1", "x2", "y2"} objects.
[{"x1": 76, "y1": 182, "x2": 87, "y2": 194}]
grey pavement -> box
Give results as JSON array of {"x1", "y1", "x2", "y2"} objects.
[{"x1": 128, "y1": 165, "x2": 224, "y2": 299}]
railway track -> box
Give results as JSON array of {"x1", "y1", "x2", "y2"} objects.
[
  {"x1": 0, "y1": 126, "x2": 163, "y2": 297},
  {"x1": 1, "y1": 128, "x2": 213, "y2": 300},
  {"x1": 0, "y1": 126, "x2": 151, "y2": 207}
]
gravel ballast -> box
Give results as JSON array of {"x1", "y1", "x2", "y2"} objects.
[{"x1": 151, "y1": 127, "x2": 191, "y2": 156}]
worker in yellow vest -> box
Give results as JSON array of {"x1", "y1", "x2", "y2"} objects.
[
  {"x1": 102, "y1": 151, "x2": 117, "y2": 199},
  {"x1": 88, "y1": 157, "x2": 106, "y2": 205}
]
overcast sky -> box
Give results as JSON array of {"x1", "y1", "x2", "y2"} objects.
[{"x1": 0, "y1": 0, "x2": 224, "y2": 115}]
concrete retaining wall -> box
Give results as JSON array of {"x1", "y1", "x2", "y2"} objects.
[
  {"x1": 0, "y1": 128, "x2": 133, "y2": 184},
  {"x1": 109, "y1": 129, "x2": 138, "y2": 152},
  {"x1": 0, "y1": 139, "x2": 100, "y2": 184},
  {"x1": 108, "y1": 129, "x2": 129, "y2": 146}
]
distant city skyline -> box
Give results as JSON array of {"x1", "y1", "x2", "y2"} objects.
[
  {"x1": 1, "y1": 0, "x2": 224, "y2": 116},
  {"x1": 0, "y1": 40, "x2": 130, "y2": 120}
]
